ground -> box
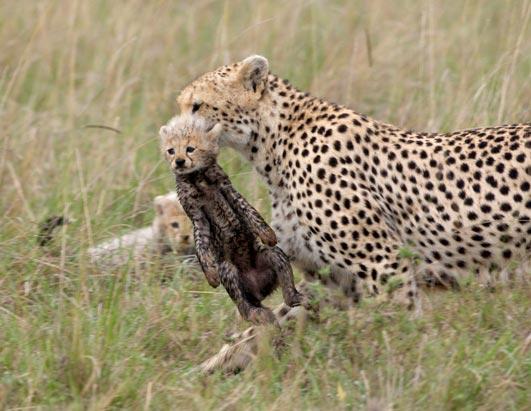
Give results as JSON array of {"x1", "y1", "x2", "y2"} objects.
[{"x1": 0, "y1": 0, "x2": 530, "y2": 409}]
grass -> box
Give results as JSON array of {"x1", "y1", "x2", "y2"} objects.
[{"x1": 1, "y1": 0, "x2": 530, "y2": 409}]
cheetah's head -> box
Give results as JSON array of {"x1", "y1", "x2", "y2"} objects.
[
  {"x1": 177, "y1": 55, "x2": 271, "y2": 151},
  {"x1": 159, "y1": 114, "x2": 222, "y2": 175}
]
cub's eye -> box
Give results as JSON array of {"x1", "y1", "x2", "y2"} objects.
[
  {"x1": 170, "y1": 222, "x2": 179, "y2": 228},
  {"x1": 167, "y1": 148, "x2": 175, "y2": 155},
  {"x1": 192, "y1": 102, "x2": 202, "y2": 113},
  {"x1": 186, "y1": 146, "x2": 195, "y2": 153}
]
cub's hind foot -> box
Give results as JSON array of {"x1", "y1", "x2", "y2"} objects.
[
  {"x1": 203, "y1": 268, "x2": 220, "y2": 288},
  {"x1": 257, "y1": 226, "x2": 277, "y2": 247},
  {"x1": 240, "y1": 304, "x2": 277, "y2": 326},
  {"x1": 285, "y1": 290, "x2": 304, "y2": 308},
  {"x1": 259, "y1": 245, "x2": 303, "y2": 309}
]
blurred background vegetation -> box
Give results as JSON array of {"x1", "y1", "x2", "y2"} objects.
[{"x1": 0, "y1": 0, "x2": 529, "y2": 409}]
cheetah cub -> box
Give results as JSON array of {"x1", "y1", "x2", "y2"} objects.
[
  {"x1": 87, "y1": 192, "x2": 194, "y2": 268},
  {"x1": 159, "y1": 115, "x2": 303, "y2": 325}
]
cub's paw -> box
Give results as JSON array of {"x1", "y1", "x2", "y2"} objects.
[
  {"x1": 204, "y1": 270, "x2": 220, "y2": 288},
  {"x1": 284, "y1": 287, "x2": 319, "y2": 315},
  {"x1": 246, "y1": 307, "x2": 278, "y2": 326},
  {"x1": 257, "y1": 226, "x2": 277, "y2": 247},
  {"x1": 285, "y1": 291, "x2": 304, "y2": 308}
]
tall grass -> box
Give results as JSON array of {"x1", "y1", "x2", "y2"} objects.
[{"x1": 0, "y1": 0, "x2": 530, "y2": 409}]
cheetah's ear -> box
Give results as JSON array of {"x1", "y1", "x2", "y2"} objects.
[
  {"x1": 159, "y1": 125, "x2": 170, "y2": 139},
  {"x1": 207, "y1": 123, "x2": 222, "y2": 153},
  {"x1": 238, "y1": 55, "x2": 269, "y2": 94},
  {"x1": 207, "y1": 123, "x2": 223, "y2": 140}
]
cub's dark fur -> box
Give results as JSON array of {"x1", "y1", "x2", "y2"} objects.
[{"x1": 160, "y1": 116, "x2": 302, "y2": 324}]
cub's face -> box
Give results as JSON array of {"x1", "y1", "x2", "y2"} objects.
[
  {"x1": 153, "y1": 193, "x2": 193, "y2": 252},
  {"x1": 159, "y1": 116, "x2": 222, "y2": 175}
]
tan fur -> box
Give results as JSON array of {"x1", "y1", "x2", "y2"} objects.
[
  {"x1": 159, "y1": 115, "x2": 221, "y2": 174},
  {"x1": 153, "y1": 191, "x2": 194, "y2": 254},
  {"x1": 88, "y1": 192, "x2": 194, "y2": 268}
]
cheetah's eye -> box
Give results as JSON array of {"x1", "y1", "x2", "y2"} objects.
[
  {"x1": 170, "y1": 222, "x2": 179, "y2": 228},
  {"x1": 192, "y1": 102, "x2": 202, "y2": 113},
  {"x1": 186, "y1": 146, "x2": 195, "y2": 153},
  {"x1": 167, "y1": 148, "x2": 175, "y2": 155}
]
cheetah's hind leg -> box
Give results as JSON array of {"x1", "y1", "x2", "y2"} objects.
[{"x1": 218, "y1": 260, "x2": 276, "y2": 325}]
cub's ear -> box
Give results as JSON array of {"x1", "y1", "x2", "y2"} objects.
[
  {"x1": 238, "y1": 55, "x2": 269, "y2": 93},
  {"x1": 159, "y1": 125, "x2": 170, "y2": 139},
  {"x1": 153, "y1": 195, "x2": 165, "y2": 215}
]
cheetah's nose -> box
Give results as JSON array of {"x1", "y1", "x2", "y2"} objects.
[{"x1": 175, "y1": 159, "x2": 185, "y2": 168}]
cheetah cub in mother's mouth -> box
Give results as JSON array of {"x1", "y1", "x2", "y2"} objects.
[{"x1": 159, "y1": 115, "x2": 303, "y2": 325}]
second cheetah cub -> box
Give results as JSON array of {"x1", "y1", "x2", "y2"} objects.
[
  {"x1": 159, "y1": 115, "x2": 303, "y2": 325},
  {"x1": 87, "y1": 192, "x2": 194, "y2": 268}
]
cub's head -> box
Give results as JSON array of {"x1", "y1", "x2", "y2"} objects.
[
  {"x1": 177, "y1": 55, "x2": 271, "y2": 150},
  {"x1": 153, "y1": 192, "x2": 193, "y2": 253},
  {"x1": 159, "y1": 115, "x2": 222, "y2": 175}
]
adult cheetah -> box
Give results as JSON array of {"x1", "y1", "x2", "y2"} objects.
[{"x1": 177, "y1": 55, "x2": 530, "y2": 372}]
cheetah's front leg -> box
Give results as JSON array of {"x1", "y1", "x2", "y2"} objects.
[
  {"x1": 301, "y1": 241, "x2": 420, "y2": 310},
  {"x1": 352, "y1": 246, "x2": 420, "y2": 310}
]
